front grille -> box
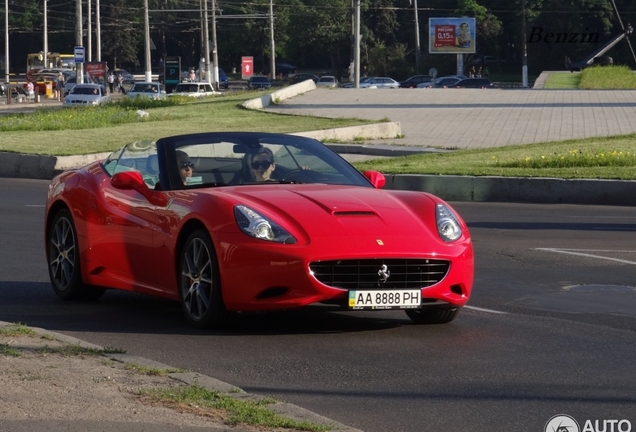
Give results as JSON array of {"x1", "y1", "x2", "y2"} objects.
[{"x1": 310, "y1": 259, "x2": 450, "y2": 290}]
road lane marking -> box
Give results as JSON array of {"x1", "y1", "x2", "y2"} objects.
[
  {"x1": 465, "y1": 305, "x2": 508, "y2": 314},
  {"x1": 535, "y1": 248, "x2": 636, "y2": 265}
]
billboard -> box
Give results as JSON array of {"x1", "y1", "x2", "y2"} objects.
[{"x1": 429, "y1": 18, "x2": 476, "y2": 54}]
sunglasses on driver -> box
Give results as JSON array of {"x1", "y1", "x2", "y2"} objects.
[
  {"x1": 251, "y1": 160, "x2": 273, "y2": 170},
  {"x1": 179, "y1": 162, "x2": 194, "y2": 170}
]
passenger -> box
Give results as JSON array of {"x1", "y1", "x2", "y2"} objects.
[
  {"x1": 249, "y1": 148, "x2": 276, "y2": 182},
  {"x1": 176, "y1": 150, "x2": 194, "y2": 185}
]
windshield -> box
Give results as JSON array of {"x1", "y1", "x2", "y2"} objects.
[
  {"x1": 251, "y1": 77, "x2": 268, "y2": 82},
  {"x1": 71, "y1": 86, "x2": 100, "y2": 95},
  {"x1": 164, "y1": 133, "x2": 372, "y2": 190},
  {"x1": 175, "y1": 84, "x2": 202, "y2": 93}
]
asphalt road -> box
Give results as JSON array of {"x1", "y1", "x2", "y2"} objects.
[{"x1": 2, "y1": 178, "x2": 635, "y2": 432}]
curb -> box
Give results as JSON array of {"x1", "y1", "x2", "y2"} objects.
[
  {"x1": 385, "y1": 174, "x2": 636, "y2": 206},
  {"x1": 4, "y1": 321, "x2": 362, "y2": 432}
]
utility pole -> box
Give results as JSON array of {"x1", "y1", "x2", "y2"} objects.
[
  {"x1": 43, "y1": 0, "x2": 48, "y2": 68},
  {"x1": 76, "y1": 0, "x2": 83, "y2": 83},
  {"x1": 269, "y1": 0, "x2": 275, "y2": 79},
  {"x1": 5, "y1": 0, "x2": 9, "y2": 84},
  {"x1": 212, "y1": 0, "x2": 219, "y2": 88},
  {"x1": 203, "y1": 0, "x2": 211, "y2": 84},
  {"x1": 87, "y1": 0, "x2": 92, "y2": 61},
  {"x1": 144, "y1": 0, "x2": 152, "y2": 82},
  {"x1": 413, "y1": 0, "x2": 421, "y2": 73},
  {"x1": 96, "y1": 0, "x2": 101, "y2": 61},
  {"x1": 521, "y1": 0, "x2": 528, "y2": 87},
  {"x1": 354, "y1": 0, "x2": 360, "y2": 87}
]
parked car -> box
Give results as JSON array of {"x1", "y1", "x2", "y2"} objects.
[
  {"x1": 127, "y1": 82, "x2": 167, "y2": 99},
  {"x1": 44, "y1": 132, "x2": 474, "y2": 328},
  {"x1": 63, "y1": 74, "x2": 99, "y2": 96},
  {"x1": 417, "y1": 75, "x2": 467, "y2": 88},
  {"x1": 454, "y1": 78, "x2": 495, "y2": 89},
  {"x1": 289, "y1": 73, "x2": 319, "y2": 85},
  {"x1": 316, "y1": 75, "x2": 338, "y2": 88},
  {"x1": 359, "y1": 77, "x2": 400, "y2": 89},
  {"x1": 400, "y1": 75, "x2": 432, "y2": 88},
  {"x1": 218, "y1": 68, "x2": 229, "y2": 89},
  {"x1": 248, "y1": 75, "x2": 272, "y2": 90},
  {"x1": 264, "y1": 62, "x2": 297, "y2": 77},
  {"x1": 169, "y1": 82, "x2": 220, "y2": 97},
  {"x1": 62, "y1": 84, "x2": 111, "y2": 107},
  {"x1": 340, "y1": 76, "x2": 376, "y2": 88}
]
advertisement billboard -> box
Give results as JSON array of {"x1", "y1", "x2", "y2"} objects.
[{"x1": 429, "y1": 18, "x2": 476, "y2": 54}]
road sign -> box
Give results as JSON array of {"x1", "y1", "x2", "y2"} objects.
[
  {"x1": 74, "y1": 46, "x2": 85, "y2": 64},
  {"x1": 242, "y1": 56, "x2": 253, "y2": 79}
]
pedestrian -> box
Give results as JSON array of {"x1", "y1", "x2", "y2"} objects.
[
  {"x1": 26, "y1": 80, "x2": 35, "y2": 103},
  {"x1": 189, "y1": 69, "x2": 196, "y2": 82},
  {"x1": 56, "y1": 72, "x2": 65, "y2": 101},
  {"x1": 117, "y1": 73, "x2": 124, "y2": 93},
  {"x1": 108, "y1": 72, "x2": 115, "y2": 94}
]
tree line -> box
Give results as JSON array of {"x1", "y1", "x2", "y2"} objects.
[{"x1": 3, "y1": 0, "x2": 635, "y2": 80}]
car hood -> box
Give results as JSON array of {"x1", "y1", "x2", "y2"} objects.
[{"x1": 209, "y1": 184, "x2": 454, "y2": 253}]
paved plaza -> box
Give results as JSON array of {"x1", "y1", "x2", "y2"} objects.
[{"x1": 266, "y1": 87, "x2": 636, "y2": 149}]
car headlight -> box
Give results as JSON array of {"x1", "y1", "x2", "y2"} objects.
[
  {"x1": 234, "y1": 205, "x2": 297, "y2": 244},
  {"x1": 436, "y1": 204, "x2": 463, "y2": 242}
]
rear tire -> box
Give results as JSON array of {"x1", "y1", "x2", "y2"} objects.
[
  {"x1": 47, "y1": 209, "x2": 105, "y2": 301},
  {"x1": 405, "y1": 307, "x2": 460, "y2": 324}
]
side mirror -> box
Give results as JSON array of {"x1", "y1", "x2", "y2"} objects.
[
  {"x1": 363, "y1": 170, "x2": 386, "y2": 189},
  {"x1": 111, "y1": 171, "x2": 169, "y2": 206}
]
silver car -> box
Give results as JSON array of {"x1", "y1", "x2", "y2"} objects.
[
  {"x1": 358, "y1": 77, "x2": 400, "y2": 89},
  {"x1": 127, "y1": 82, "x2": 167, "y2": 99},
  {"x1": 63, "y1": 84, "x2": 111, "y2": 107},
  {"x1": 316, "y1": 75, "x2": 339, "y2": 88}
]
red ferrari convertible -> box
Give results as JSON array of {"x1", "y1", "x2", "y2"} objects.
[{"x1": 45, "y1": 132, "x2": 474, "y2": 328}]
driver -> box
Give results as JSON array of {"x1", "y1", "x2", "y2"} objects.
[{"x1": 249, "y1": 148, "x2": 276, "y2": 182}]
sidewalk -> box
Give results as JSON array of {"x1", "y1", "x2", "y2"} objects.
[{"x1": 0, "y1": 321, "x2": 361, "y2": 432}]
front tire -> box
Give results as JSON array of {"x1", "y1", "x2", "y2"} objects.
[
  {"x1": 47, "y1": 209, "x2": 105, "y2": 300},
  {"x1": 405, "y1": 307, "x2": 460, "y2": 325},
  {"x1": 179, "y1": 230, "x2": 233, "y2": 329}
]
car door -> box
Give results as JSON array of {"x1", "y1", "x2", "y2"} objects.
[{"x1": 97, "y1": 146, "x2": 160, "y2": 289}]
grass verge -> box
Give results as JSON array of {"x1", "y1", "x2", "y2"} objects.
[
  {"x1": 352, "y1": 134, "x2": 636, "y2": 180},
  {"x1": 141, "y1": 384, "x2": 330, "y2": 432},
  {"x1": 0, "y1": 92, "x2": 374, "y2": 156}
]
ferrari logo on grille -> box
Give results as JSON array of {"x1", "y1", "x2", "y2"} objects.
[
  {"x1": 376, "y1": 239, "x2": 384, "y2": 245},
  {"x1": 377, "y1": 264, "x2": 390, "y2": 286}
]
